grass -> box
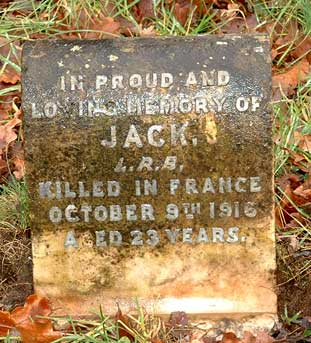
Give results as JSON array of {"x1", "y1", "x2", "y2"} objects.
[
  {"x1": 49, "y1": 310, "x2": 166, "y2": 343},
  {"x1": 0, "y1": 178, "x2": 29, "y2": 230},
  {"x1": 250, "y1": 0, "x2": 311, "y2": 69},
  {"x1": 0, "y1": 178, "x2": 31, "y2": 308},
  {"x1": 149, "y1": 1, "x2": 224, "y2": 36},
  {"x1": 273, "y1": 78, "x2": 311, "y2": 316},
  {"x1": 1, "y1": 0, "x2": 310, "y2": 41},
  {"x1": 274, "y1": 79, "x2": 311, "y2": 176},
  {"x1": 251, "y1": 0, "x2": 311, "y2": 35}
]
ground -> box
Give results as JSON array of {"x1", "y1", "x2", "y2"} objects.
[{"x1": 0, "y1": 0, "x2": 310, "y2": 342}]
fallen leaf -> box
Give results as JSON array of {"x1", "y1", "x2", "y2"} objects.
[
  {"x1": 292, "y1": 36, "x2": 311, "y2": 64},
  {"x1": 0, "y1": 157, "x2": 8, "y2": 177},
  {"x1": 58, "y1": 9, "x2": 120, "y2": 39},
  {"x1": 272, "y1": 20, "x2": 299, "y2": 61},
  {"x1": 213, "y1": 0, "x2": 236, "y2": 9},
  {"x1": 293, "y1": 178, "x2": 311, "y2": 201},
  {"x1": 137, "y1": 0, "x2": 154, "y2": 19},
  {"x1": 299, "y1": 134, "x2": 311, "y2": 153},
  {"x1": 11, "y1": 294, "x2": 62, "y2": 343},
  {"x1": 0, "y1": 82, "x2": 20, "y2": 121},
  {"x1": 84, "y1": 15, "x2": 120, "y2": 38},
  {"x1": 10, "y1": 140, "x2": 24, "y2": 179},
  {"x1": 174, "y1": 3, "x2": 190, "y2": 26},
  {"x1": 168, "y1": 311, "x2": 190, "y2": 339},
  {"x1": 284, "y1": 212, "x2": 308, "y2": 229},
  {"x1": 115, "y1": 304, "x2": 134, "y2": 341},
  {"x1": 254, "y1": 331, "x2": 274, "y2": 343},
  {"x1": 0, "y1": 311, "x2": 14, "y2": 337},
  {"x1": 133, "y1": 24, "x2": 157, "y2": 37},
  {"x1": 202, "y1": 337, "x2": 217, "y2": 343},
  {"x1": 220, "y1": 332, "x2": 241, "y2": 343},
  {"x1": 288, "y1": 235, "x2": 299, "y2": 253},
  {"x1": 16, "y1": 325, "x2": 62, "y2": 343},
  {"x1": 272, "y1": 58, "x2": 310, "y2": 100},
  {"x1": 276, "y1": 173, "x2": 301, "y2": 191},
  {"x1": 0, "y1": 38, "x2": 21, "y2": 85},
  {"x1": 276, "y1": 172, "x2": 311, "y2": 228},
  {"x1": 241, "y1": 331, "x2": 256, "y2": 343},
  {"x1": 168, "y1": 311, "x2": 188, "y2": 327},
  {"x1": 0, "y1": 116, "x2": 21, "y2": 150},
  {"x1": 0, "y1": 68, "x2": 20, "y2": 84}
]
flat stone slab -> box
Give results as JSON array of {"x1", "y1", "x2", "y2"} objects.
[{"x1": 22, "y1": 35, "x2": 276, "y2": 321}]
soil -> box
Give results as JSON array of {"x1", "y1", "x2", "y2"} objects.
[
  {"x1": 277, "y1": 251, "x2": 311, "y2": 317},
  {"x1": 0, "y1": 228, "x2": 33, "y2": 311}
]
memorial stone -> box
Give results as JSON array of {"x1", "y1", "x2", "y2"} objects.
[{"x1": 22, "y1": 36, "x2": 276, "y2": 324}]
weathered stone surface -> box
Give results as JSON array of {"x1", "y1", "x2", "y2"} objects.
[{"x1": 22, "y1": 36, "x2": 276, "y2": 321}]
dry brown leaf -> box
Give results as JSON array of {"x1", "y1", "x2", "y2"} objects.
[
  {"x1": 0, "y1": 295, "x2": 62, "y2": 343},
  {"x1": 288, "y1": 235, "x2": 299, "y2": 253},
  {"x1": 202, "y1": 337, "x2": 217, "y2": 343},
  {"x1": 272, "y1": 21, "x2": 298, "y2": 56},
  {"x1": 12, "y1": 158, "x2": 24, "y2": 179},
  {"x1": 0, "y1": 116, "x2": 21, "y2": 150},
  {"x1": 11, "y1": 141, "x2": 25, "y2": 180},
  {"x1": 0, "y1": 311, "x2": 15, "y2": 337},
  {"x1": 168, "y1": 311, "x2": 188, "y2": 327},
  {"x1": 222, "y1": 14, "x2": 258, "y2": 34},
  {"x1": 11, "y1": 294, "x2": 62, "y2": 343},
  {"x1": 174, "y1": 2, "x2": 190, "y2": 26},
  {"x1": 292, "y1": 36, "x2": 311, "y2": 64},
  {"x1": 254, "y1": 331, "x2": 274, "y2": 343},
  {"x1": 299, "y1": 134, "x2": 311, "y2": 153},
  {"x1": 293, "y1": 180, "x2": 311, "y2": 201},
  {"x1": 0, "y1": 38, "x2": 21, "y2": 85},
  {"x1": 58, "y1": 9, "x2": 120, "y2": 39},
  {"x1": 289, "y1": 151, "x2": 311, "y2": 173},
  {"x1": 133, "y1": 24, "x2": 157, "y2": 37},
  {"x1": 276, "y1": 173, "x2": 301, "y2": 191},
  {"x1": 137, "y1": 0, "x2": 154, "y2": 19},
  {"x1": 0, "y1": 157, "x2": 8, "y2": 176},
  {"x1": 83, "y1": 15, "x2": 120, "y2": 39},
  {"x1": 276, "y1": 171, "x2": 311, "y2": 228},
  {"x1": 288, "y1": 132, "x2": 311, "y2": 171},
  {"x1": 15, "y1": 325, "x2": 62, "y2": 343},
  {"x1": 220, "y1": 332, "x2": 241, "y2": 343},
  {"x1": 140, "y1": 25, "x2": 157, "y2": 36},
  {"x1": 213, "y1": 0, "x2": 237, "y2": 9},
  {"x1": 115, "y1": 304, "x2": 134, "y2": 341},
  {"x1": 0, "y1": 82, "x2": 20, "y2": 121},
  {"x1": 0, "y1": 68, "x2": 20, "y2": 84},
  {"x1": 284, "y1": 213, "x2": 307, "y2": 229},
  {"x1": 11, "y1": 295, "x2": 52, "y2": 325},
  {"x1": 272, "y1": 58, "x2": 310, "y2": 100},
  {"x1": 241, "y1": 331, "x2": 256, "y2": 343}
]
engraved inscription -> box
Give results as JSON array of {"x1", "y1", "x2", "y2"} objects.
[
  {"x1": 24, "y1": 40, "x2": 270, "y2": 249},
  {"x1": 22, "y1": 36, "x2": 276, "y2": 317}
]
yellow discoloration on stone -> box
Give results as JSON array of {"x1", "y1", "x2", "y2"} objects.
[
  {"x1": 109, "y1": 54, "x2": 119, "y2": 61},
  {"x1": 200, "y1": 113, "x2": 217, "y2": 144},
  {"x1": 33, "y1": 215, "x2": 276, "y2": 315},
  {"x1": 70, "y1": 45, "x2": 82, "y2": 52},
  {"x1": 121, "y1": 47, "x2": 134, "y2": 53}
]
